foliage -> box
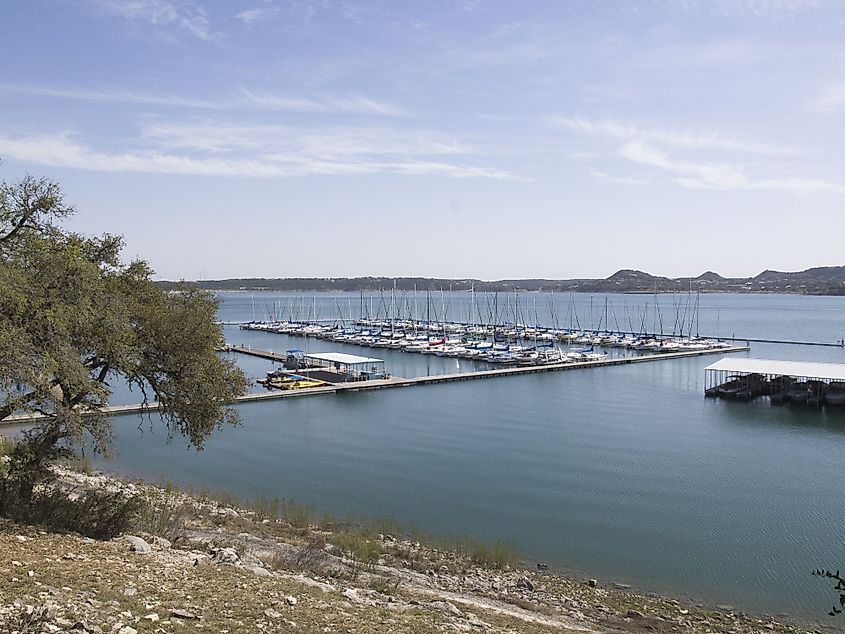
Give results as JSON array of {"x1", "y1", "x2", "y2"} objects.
[
  {"x1": 0, "y1": 481, "x2": 141, "y2": 539},
  {"x1": 270, "y1": 534, "x2": 332, "y2": 576},
  {"x1": 332, "y1": 531, "x2": 382, "y2": 577},
  {"x1": 813, "y1": 568, "x2": 845, "y2": 616},
  {"x1": 131, "y1": 493, "x2": 189, "y2": 542},
  {"x1": 0, "y1": 169, "x2": 249, "y2": 499},
  {"x1": 368, "y1": 575, "x2": 400, "y2": 595}
]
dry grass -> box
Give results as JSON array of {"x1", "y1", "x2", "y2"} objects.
[{"x1": 0, "y1": 519, "x2": 575, "y2": 634}]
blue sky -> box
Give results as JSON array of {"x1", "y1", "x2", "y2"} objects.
[{"x1": 1, "y1": 0, "x2": 844, "y2": 280}]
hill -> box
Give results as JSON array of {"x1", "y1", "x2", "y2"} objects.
[{"x1": 157, "y1": 266, "x2": 845, "y2": 295}]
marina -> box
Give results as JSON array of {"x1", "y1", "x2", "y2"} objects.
[
  {"x1": 239, "y1": 319, "x2": 735, "y2": 365},
  {"x1": 2, "y1": 343, "x2": 751, "y2": 425},
  {"x1": 5, "y1": 291, "x2": 845, "y2": 621}
]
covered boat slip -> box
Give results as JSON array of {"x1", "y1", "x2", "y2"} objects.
[
  {"x1": 704, "y1": 358, "x2": 845, "y2": 406},
  {"x1": 302, "y1": 351, "x2": 387, "y2": 381}
]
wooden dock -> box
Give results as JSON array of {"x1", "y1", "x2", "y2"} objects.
[{"x1": 1, "y1": 345, "x2": 748, "y2": 425}]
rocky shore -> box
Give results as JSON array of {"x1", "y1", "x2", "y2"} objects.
[{"x1": 0, "y1": 469, "x2": 828, "y2": 633}]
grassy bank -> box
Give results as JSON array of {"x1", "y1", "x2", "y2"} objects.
[{"x1": 0, "y1": 458, "x2": 827, "y2": 633}]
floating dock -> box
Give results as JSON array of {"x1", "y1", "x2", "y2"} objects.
[{"x1": 0, "y1": 344, "x2": 748, "y2": 425}]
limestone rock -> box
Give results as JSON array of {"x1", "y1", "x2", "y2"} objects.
[
  {"x1": 341, "y1": 588, "x2": 365, "y2": 604},
  {"x1": 516, "y1": 576, "x2": 534, "y2": 591},
  {"x1": 150, "y1": 536, "x2": 171, "y2": 549},
  {"x1": 250, "y1": 565, "x2": 272, "y2": 577},
  {"x1": 121, "y1": 535, "x2": 151, "y2": 554},
  {"x1": 210, "y1": 546, "x2": 240, "y2": 565}
]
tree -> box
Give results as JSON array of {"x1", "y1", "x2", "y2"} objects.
[{"x1": 0, "y1": 171, "x2": 249, "y2": 500}]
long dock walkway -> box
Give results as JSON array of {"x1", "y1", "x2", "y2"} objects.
[{"x1": 1, "y1": 345, "x2": 748, "y2": 425}]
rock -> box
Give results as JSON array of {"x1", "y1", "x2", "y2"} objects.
[
  {"x1": 250, "y1": 565, "x2": 272, "y2": 577},
  {"x1": 626, "y1": 610, "x2": 645, "y2": 619},
  {"x1": 465, "y1": 613, "x2": 487, "y2": 628},
  {"x1": 121, "y1": 535, "x2": 151, "y2": 554},
  {"x1": 170, "y1": 608, "x2": 199, "y2": 620},
  {"x1": 117, "y1": 628, "x2": 137, "y2": 634},
  {"x1": 285, "y1": 596, "x2": 297, "y2": 606},
  {"x1": 342, "y1": 588, "x2": 364, "y2": 604},
  {"x1": 516, "y1": 576, "x2": 534, "y2": 591},
  {"x1": 291, "y1": 574, "x2": 335, "y2": 593},
  {"x1": 150, "y1": 536, "x2": 171, "y2": 549},
  {"x1": 123, "y1": 588, "x2": 137, "y2": 597},
  {"x1": 240, "y1": 552, "x2": 263, "y2": 568},
  {"x1": 587, "y1": 578, "x2": 598, "y2": 588},
  {"x1": 15, "y1": 535, "x2": 28, "y2": 542},
  {"x1": 536, "y1": 562, "x2": 549, "y2": 570},
  {"x1": 679, "y1": 609, "x2": 689, "y2": 615},
  {"x1": 210, "y1": 546, "x2": 240, "y2": 565},
  {"x1": 264, "y1": 608, "x2": 282, "y2": 619},
  {"x1": 142, "y1": 613, "x2": 160, "y2": 622},
  {"x1": 441, "y1": 601, "x2": 464, "y2": 618},
  {"x1": 612, "y1": 582, "x2": 632, "y2": 590}
]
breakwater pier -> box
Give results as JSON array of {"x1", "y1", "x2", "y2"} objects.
[{"x1": 1, "y1": 343, "x2": 749, "y2": 425}]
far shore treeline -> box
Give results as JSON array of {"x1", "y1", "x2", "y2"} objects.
[{"x1": 156, "y1": 266, "x2": 845, "y2": 296}]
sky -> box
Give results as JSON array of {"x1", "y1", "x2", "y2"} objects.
[{"x1": 1, "y1": 0, "x2": 845, "y2": 280}]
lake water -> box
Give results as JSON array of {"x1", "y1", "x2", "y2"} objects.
[{"x1": 18, "y1": 291, "x2": 845, "y2": 626}]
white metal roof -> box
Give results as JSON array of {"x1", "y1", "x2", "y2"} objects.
[
  {"x1": 705, "y1": 357, "x2": 845, "y2": 381},
  {"x1": 305, "y1": 351, "x2": 384, "y2": 365}
]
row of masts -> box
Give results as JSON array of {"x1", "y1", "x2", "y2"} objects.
[{"x1": 250, "y1": 288, "x2": 711, "y2": 341}]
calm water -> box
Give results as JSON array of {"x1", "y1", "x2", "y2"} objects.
[{"x1": 61, "y1": 293, "x2": 845, "y2": 624}]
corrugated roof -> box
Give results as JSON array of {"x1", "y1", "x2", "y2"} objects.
[
  {"x1": 305, "y1": 352, "x2": 384, "y2": 365},
  {"x1": 705, "y1": 357, "x2": 845, "y2": 381}
]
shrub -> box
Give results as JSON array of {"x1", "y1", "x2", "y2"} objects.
[
  {"x1": 0, "y1": 480, "x2": 141, "y2": 539},
  {"x1": 132, "y1": 494, "x2": 189, "y2": 542},
  {"x1": 368, "y1": 576, "x2": 400, "y2": 595},
  {"x1": 332, "y1": 531, "x2": 382, "y2": 577},
  {"x1": 271, "y1": 534, "x2": 331, "y2": 575}
]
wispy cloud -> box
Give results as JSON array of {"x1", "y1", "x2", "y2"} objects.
[
  {"x1": 621, "y1": 140, "x2": 845, "y2": 193},
  {"x1": 808, "y1": 83, "x2": 845, "y2": 111},
  {"x1": 85, "y1": 0, "x2": 212, "y2": 40},
  {"x1": 0, "y1": 128, "x2": 522, "y2": 181},
  {"x1": 238, "y1": 90, "x2": 405, "y2": 115},
  {"x1": 590, "y1": 170, "x2": 650, "y2": 187},
  {"x1": 663, "y1": 0, "x2": 822, "y2": 19},
  {"x1": 235, "y1": 6, "x2": 280, "y2": 25},
  {"x1": 140, "y1": 120, "x2": 469, "y2": 156},
  {"x1": 550, "y1": 116, "x2": 789, "y2": 154},
  {"x1": 0, "y1": 84, "x2": 404, "y2": 116},
  {"x1": 554, "y1": 115, "x2": 842, "y2": 194},
  {"x1": 0, "y1": 84, "x2": 218, "y2": 109}
]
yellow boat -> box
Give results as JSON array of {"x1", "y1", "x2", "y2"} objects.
[{"x1": 266, "y1": 373, "x2": 328, "y2": 390}]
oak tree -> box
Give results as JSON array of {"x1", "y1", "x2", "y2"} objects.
[{"x1": 0, "y1": 172, "x2": 249, "y2": 499}]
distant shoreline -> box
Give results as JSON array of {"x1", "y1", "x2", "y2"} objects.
[
  {"x1": 197, "y1": 288, "x2": 844, "y2": 296},
  {"x1": 154, "y1": 267, "x2": 845, "y2": 296}
]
